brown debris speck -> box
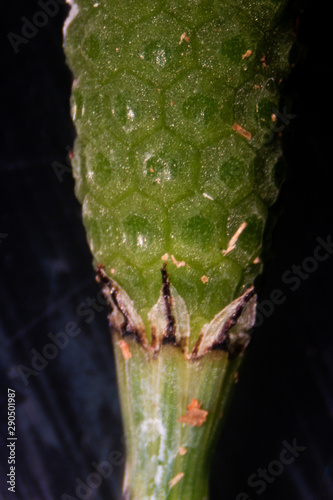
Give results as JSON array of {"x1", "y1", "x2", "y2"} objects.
[
  {"x1": 179, "y1": 446, "x2": 187, "y2": 456},
  {"x1": 179, "y1": 32, "x2": 190, "y2": 45},
  {"x1": 242, "y1": 49, "x2": 252, "y2": 60},
  {"x1": 119, "y1": 340, "x2": 132, "y2": 360},
  {"x1": 171, "y1": 254, "x2": 186, "y2": 268},
  {"x1": 260, "y1": 55, "x2": 268, "y2": 67},
  {"x1": 234, "y1": 371, "x2": 239, "y2": 383},
  {"x1": 169, "y1": 472, "x2": 185, "y2": 489},
  {"x1": 178, "y1": 399, "x2": 208, "y2": 427},
  {"x1": 201, "y1": 275, "x2": 209, "y2": 284},
  {"x1": 232, "y1": 123, "x2": 252, "y2": 141},
  {"x1": 223, "y1": 222, "x2": 247, "y2": 256}
]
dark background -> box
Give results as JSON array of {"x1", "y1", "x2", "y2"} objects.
[{"x1": 1, "y1": 1, "x2": 333, "y2": 499}]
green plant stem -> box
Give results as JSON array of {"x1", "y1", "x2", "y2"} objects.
[{"x1": 113, "y1": 336, "x2": 241, "y2": 500}]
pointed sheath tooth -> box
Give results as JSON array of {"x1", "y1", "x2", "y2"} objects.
[
  {"x1": 96, "y1": 265, "x2": 148, "y2": 347},
  {"x1": 148, "y1": 284, "x2": 190, "y2": 353},
  {"x1": 191, "y1": 286, "x2": 256, "y2": 359}
]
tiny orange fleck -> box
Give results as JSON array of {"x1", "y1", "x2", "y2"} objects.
[
  {"x1": 169, "y1": 472, "x2": 185, "y2": 489},
  {"x1": 161, "y1": 253, "x2": 169, "y2": 261},
  {"x1": 260, "y1": 55, "x2": 268, "y2": 67},
  {"x1": 119, "y1": 340, "x2": 132, "y2": 361},
  {"x1": 179, "y1": 446, "x2": 187, "y2": 456},
  {"x1": 110, "y1": 268, "x2": 115, "y2": 274},
  {"x1": 171, "y1": 254, "x2": 186, "y2": 268},
  {"x1": 223, "y1": 221, "x2": 247, "y2": 256},
  {"x1": 201, "y1": 275, "x2": 209, "y2": 284},
  {"x1": 178, "y1": 399, "x2": 208, "y2": 427},
  {"x1": 232, "y1": 123, "x2": 252, "y2": 141},
  {"x1": 188, "y1": 399, "x2": 200, "y2": 410},
  {"x1": 242, "y1": 49, "x2": 252, "y2": 60},
  {"x1": 179, "y1": 32, "x2": 189, "y2": 45}
]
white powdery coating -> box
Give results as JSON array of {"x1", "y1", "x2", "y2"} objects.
[{"x1": 63, "y1": 0, "x2": 80, "y2": 38}]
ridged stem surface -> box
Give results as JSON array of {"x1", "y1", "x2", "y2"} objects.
[{"x1": 114, "y1": 337, "x2": 240, "y2": 500}]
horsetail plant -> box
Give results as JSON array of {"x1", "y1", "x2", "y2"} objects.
[{"x1": 63, "y1": 0, "x2": 297, "y2": 498}]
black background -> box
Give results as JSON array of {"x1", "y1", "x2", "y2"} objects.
[{"x1": 1, "y1": 1, "x2": 333, "y2": 499}]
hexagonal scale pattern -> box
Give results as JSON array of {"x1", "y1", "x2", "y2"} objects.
[
  {"x1": 199, "y1": 258, "x2": 243, "y2": 322},
  {"x1": 165, "y1": 69, "x2": 234, "y2": 148},
  {"x1": 169, "y1": 193, "x2": 227, "y2": 268},
  {"x1": 196, "y1": 13, "x2": 263, "y2": 87},
  {"x1": 163, "y1": 0, "x2": 222, "y2": 29},
  {"x1": 111, "y1": 192, "x2": 168, "y2": 267},
  {"x1": 131, "y1": 129, "x2": 199, "y2": 205},
  {"x1": 226, "y1": 0, "x2": 288, "y2": 32},
  {"x1": 84, "y1": 132, "x2": 134, "y2": 206},
  {"x1": 234, "y1": 74, "x2": 281, "y2": 150},
  {"x1": 72, "y1": 73, "x2": 162, "y2": 146},
  {"x1": 199, "y1": 134, "x2": 255, "y2": 207},
  {"x1": 125, "y1": 12, "x2": 196, "y2": 89},
  {"x1": 65, "y1": 11, "x2": 125, "y2": 81},
  {"x1": 65, "y1": 0, "x2": 296, "y2": 340},
  {"x1": 225, "y1": 193, "x2": 268, "y2": 267}
]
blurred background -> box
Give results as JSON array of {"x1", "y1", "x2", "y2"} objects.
[{"x1": 1, "y1": 1, "x2": 333, "y2": 499}]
